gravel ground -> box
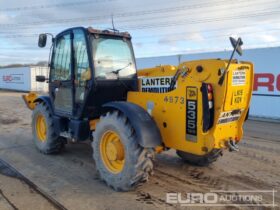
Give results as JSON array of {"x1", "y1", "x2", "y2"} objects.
[{"x1": 0, "y1": 90, "x2": 279, "y2": 210}]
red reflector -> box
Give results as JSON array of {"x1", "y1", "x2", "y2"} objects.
[{"x1": 207, "y1": 84, "x2": 213, "y2": 92}]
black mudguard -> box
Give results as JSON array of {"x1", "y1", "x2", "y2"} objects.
[
  {"x1": 103, "y1": 101, "x2": 162, "y2": 148},
  {"x1": 34, "y1": 96, "x2": 54, "y2": 114}
]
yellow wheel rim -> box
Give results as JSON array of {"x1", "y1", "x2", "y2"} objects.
[
  {"x1": 100, "y1": 130, "x2": 125, "y2": 174},
  {"x1": 36, "y1": 114, "x2": 47, "y2": 142}
]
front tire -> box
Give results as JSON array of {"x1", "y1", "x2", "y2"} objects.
[
  {"x1": 32, "y1": 102, "x2": 64, "y2": 154},
  {"x1": 92, "y1": 111, "x2": 154, "y2": 191}
]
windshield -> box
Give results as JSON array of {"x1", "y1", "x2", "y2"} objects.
[{"x1": 92, "y1": 36, "x2": 136, "y2": 79}]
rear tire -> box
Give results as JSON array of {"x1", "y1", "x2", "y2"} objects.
[
  {"x1": 176, "y1": 149, "x2": 222, "y2": 166},
  {"x1": 32, "y1": 102, "x2": 64, "y2": 154},
  {"x1": 92, "y1": 111, "x2": 154, "y2": 191}
]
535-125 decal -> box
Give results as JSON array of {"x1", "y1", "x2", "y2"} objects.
[{"x1": 186, "y1": 87, "x2": 198, "y2": 142}]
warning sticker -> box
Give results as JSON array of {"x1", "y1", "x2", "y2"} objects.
[
  {"x1": 232, "y1": 89, "x2": 244, "y2": 105},
  {"x1": 140, "y1": 76, "x2": 174, "y2": 93},
  {"x1": 218, "y1": 110, "x2": 242, "y2": 124},
  {"x1": 232, "y1": 70, "x2": 246, "y2": 86}
]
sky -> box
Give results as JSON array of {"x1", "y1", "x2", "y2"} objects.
[{"x1": 0, "y1": 0, "x2": 280, "y2": 65}]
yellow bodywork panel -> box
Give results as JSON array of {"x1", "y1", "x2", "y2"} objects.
[
  {"x1": 128, "y1": 83, "x2": 207, "y2": 155},
  {"x1": 128, "y1": 60, "x2": 254, "y2": 156},
  {"x1": 22, "y1": 92, "x2": 38, "y2": 110}
]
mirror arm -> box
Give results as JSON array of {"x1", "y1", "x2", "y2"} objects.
[
  {"x1": 45, "y1": 33, "x2": 54, "y2": 39},
  {"x1": 218, "y1": 38, "x2": 241, "y2": 86}
]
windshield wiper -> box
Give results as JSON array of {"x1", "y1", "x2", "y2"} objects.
[{"x1": 110, "y1": 63, "x2": 132, "y2": 75}]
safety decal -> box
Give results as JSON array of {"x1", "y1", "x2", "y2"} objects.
[
  {"x1": 140, "y1": 76, "x2": 174, "y2": 93},
  {"x1": 232, "y1": 70, "x2": 246, "y2": 86},
  {"x1": 232, "y1": 89, "x2": 244, "y2": 105},
  {"x1": 218, "y1": 109, "x2": 243, "y2": 124}
]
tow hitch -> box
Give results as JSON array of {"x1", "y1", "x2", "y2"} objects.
[{"x1": 227, "y1": 140, "x2": 239, "y2": 152}]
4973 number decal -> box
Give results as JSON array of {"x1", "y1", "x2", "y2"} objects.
[{"x1": 163, "y1": 96, "x2": 185, "y2": 104}]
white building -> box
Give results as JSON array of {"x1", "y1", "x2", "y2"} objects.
[{"x1": 0, "y1": 66, "x2": 49, "y2": 92}]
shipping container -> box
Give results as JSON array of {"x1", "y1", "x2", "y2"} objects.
[
  {"x1": 136, "y1": 47, "x2": 280, "y2": 120},
  {"x1": 0, "y1": 66, "x2": 49, "y2": 92}
]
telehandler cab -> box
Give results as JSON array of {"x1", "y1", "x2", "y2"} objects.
[{"x1": 23, "y1": 27, "x2": 253, "y2": 191}]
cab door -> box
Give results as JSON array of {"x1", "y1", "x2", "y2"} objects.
[
  {"x1": 49, "y1": 32, "x2": 74, "y2": 116},
  {"x1": 73, "y1": 29, "x2": 91, "y2": 118}
]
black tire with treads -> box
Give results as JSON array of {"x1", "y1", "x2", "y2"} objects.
[
  {"x1": 32, "y1": 102, "x2": 64, "y2": 154},
  {"x1": 177, "y1": 149, "x2": 222, "y2": 166},
  {"x1": 92, "y1": 111, "x2": 154, "y2": 191}
]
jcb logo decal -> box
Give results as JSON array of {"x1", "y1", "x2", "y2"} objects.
[
  {"x1": 187, "y1": 87, "x2": 197, "y2": 100},
  {"x1": 186, "y1": 87, "x2": 197, "y2": 142}
]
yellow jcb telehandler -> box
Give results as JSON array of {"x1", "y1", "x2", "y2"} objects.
[{"x1": 23, "y1": 27, "x2": 253, "y2": 191}]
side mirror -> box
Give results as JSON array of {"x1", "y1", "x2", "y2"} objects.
[
  {"x1": 36, "y1": 75, "x2": 46, "y2": 82},
  {"x1": 38, "y1": 34, "x2": 47, "y2": 48},
  {"x1": 230, "y1": 37, "x2": 243, "y2": 56}
]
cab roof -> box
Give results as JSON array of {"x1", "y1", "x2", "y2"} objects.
[
  {"x1": 88, "y1": 27, "x2": 131, "y2": 39},
  {"x1": 55, "y1": 26, "x2": 131, "y2": 39}
]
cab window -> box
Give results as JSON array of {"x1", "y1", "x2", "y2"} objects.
[
  {"x1": 92, "y1": 37, "x2": 136, "y2": 80},
  {"x1": 51, "y1": 34, "x2": 71, "y2": 81},
  {"x1": 74, "y1": 29, "x2": 90, "y2": 103}
]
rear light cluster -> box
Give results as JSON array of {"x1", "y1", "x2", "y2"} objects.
[
  {"x1": 207, "y1": 84, "x2": 214, "y2": 109},
  {"x1": 202, "y1": 83, "x2": 215, "y2": 132}
]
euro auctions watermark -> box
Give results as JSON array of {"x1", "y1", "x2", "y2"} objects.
[{"x1": 166, "y1": 190, "x2": 277, "y2": 207}]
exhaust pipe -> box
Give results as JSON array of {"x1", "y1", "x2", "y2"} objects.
[{"x1": 227, "y1": 139, "x2": 239, "y2": 152}]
